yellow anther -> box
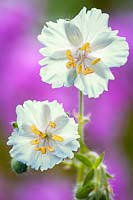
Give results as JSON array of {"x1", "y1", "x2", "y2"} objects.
[
  {"x1": 31, "y1": 125, "x2": 46, "y2": 138},
  {"x1": 83, "y1": 67, "x2": 94, "y2": 75},
  {"x1": 31, "y1": 139, "x2": 40, "y2": 145},
  {"x1": 77, "y1": 64, "x2": 82, "y2": 74},
  {"x1": 41, "y1": 147, "x2": 46, "y2": 154},
  {"x1": 48, "y1": 146, "x2": 54, "y2": 152},
  {"x1": 49, "y1": 121, "x2": 56, "y2": 128},
  {"x1": 66, "y1": 61, "x2": 72, "y2": 69},
  {"x1": 91, "y1": 58, "x2": 101, "y2": 65},
  {"x1": 71, "y1": 60, "x2": 76, "y2": 68},
  {"x1": 31, "y1": 125, "x2": 41, "y2": 135},
  {"x1": 66, "y1": 50, "x2": 73, "y2": 60},
  {"x1": 35, "y1": 147, "x2": 41, "y2": 151},
  {"x1": 40, "y1": 133, "x2": 46, "y2": 139},
  {"x1": 52, "y1": 134, "x2": 64, "y2": 142},
  {"x1": 79, "y1": 43, "x2": 91, "y2": 52}
]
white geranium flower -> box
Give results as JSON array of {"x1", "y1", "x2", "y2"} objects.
[
  {"x1": 7, "y1": 100, "x2": 79, "y2": 171},
  {"x1": 38, "y1": 7, "x2": 129, "y2": 98}
]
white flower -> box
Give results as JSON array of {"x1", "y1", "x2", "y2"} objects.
[
  {"x1": 7, "y1": 100, "x2": 79, "y2": 171},
  {"x1": 38, "y1": 7, "x2": 129, "y2": 98}
]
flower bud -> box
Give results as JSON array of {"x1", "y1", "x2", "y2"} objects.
[
  {"x1": 11, "y1": 158, "x2": 28, "y2": 174},
  {"x1": 87, "y1": 191, "x2": 108, "y2": 200},
  {"x1": 11, "y1": 122, "x2": 18, "y2": 129}
]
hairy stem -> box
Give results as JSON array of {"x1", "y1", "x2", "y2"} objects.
[{"x1": 77, "y1": 91, "x2": 85, "y2": 183}]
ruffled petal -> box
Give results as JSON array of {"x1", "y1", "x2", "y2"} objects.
[
  {"x1": 7, "y1": 129, "x2": 35, "y2": 146},
  {"x1": 92, "y1": 35, "x2": 129, "y2": 67},
  {"x1": 53, "y1": 117, "x2": 78, "y2": 136},
  {"x1": 86, "y1": 59, "x2": 115, "y2": 80},
  {"x1": 16, "y1": 100, "x2": 51, "y2": 132},
  {"x1": 39, "y1": 47, "x2": 67, "y2": 60},
  {"x1": 90, "y1": 31, "x2": 116, "y2": 51},
  {"x1": 8, "y1": 130, "x2": 35, "y2": 164},
  {"x1": 38, "y1": 19, "x2": 74, "y2": 56},
  {"x1": 40, "y1": 59, "x2": 77, "y2": 88},
  {"x1": 72, "y1": 7, "x2": 110, "y2": 43},
  {"x1": 54, "y1": 143, "x2": 74, "y2": 159},
  {"x1": 49, "y1": 100, "x2": 65, "y2": 120},
  {"x1": 64, "y1": 22, "x2": 83, "y2": 46},
  {"x1": 50, "y1": 115, "x2": 69, "y2": 132},
  {"x1": 31, "y1": 152, "x2": 62, "y2": 171},
  {"x1": 74, "y1": 73, "x2": 109, "y2": 98}
]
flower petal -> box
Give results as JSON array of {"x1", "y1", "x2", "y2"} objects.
[
  {"x1": 49, "y1": 100, "x2": 65, "y2": 120},
  {"x1": 16, "y1": 100, "x2": 51, "y2": 132},
  {"x1": 8, "y1": 131, "x2": 35, "y2": 164},
  {"x1": 39, "y1": 47, "x2": 68, "y2": 60},
  {"x1": 74, "y1": 74, "x2": 109, "y2": 98},
  {"x1": 38, "y1": 19, "x2": 74, "y2": 56},
  {"x1": 90, "y1": 31, "x2": 116, "y2": 51},
  {"x1": 32, "y1": 153, "x2": 62, "y2": 171},
  {"x1": 72, "y1": 7, "x2": 110, "y2": 42},
  {"x1": 64, "y1": 22, "x2": 83, "y2": 46},
  {"x1": 92, "y1": 36, "x2": 129, "y2": 67},
  {"x1": 51, "y1": 115, "x2": 69, "y2": 132},
  {"x1": 85, "y1": 59, "x2": 115, "y2": 80},
  {"x1": 40, "y1": 59, "x2": 76, "y2": 88},
  {"x1": 54, "y1": 143, "x2": 74, "y2": 159}
]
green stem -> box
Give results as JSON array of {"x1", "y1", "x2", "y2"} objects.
[{"x1": 77, "y1": 91, "x2": 84, "y2": 183}]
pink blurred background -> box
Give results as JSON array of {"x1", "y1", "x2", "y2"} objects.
[{"x1": 0, "y1": 0, "x2": 133, "y2": 199}]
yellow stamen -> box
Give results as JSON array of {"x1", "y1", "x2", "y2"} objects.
[
  {"x1": 31, "y1": 125, "x2": 46, "y2": 138},
  {"x1": 77, "y1": 64, "x2": 82, "y2": 74},
  {"x1": 39, "y1": 132, "x2": 46, "y2": 138},
  {"x1": 66, "y1": 61, "x2": 72, "y2": 69},
  {"x1": 35, "y1": 147, "x2": 41, "y2": 151},
  {"x1": 79, "y1": 42, "x2": 91, "y2": 52},
  {"x1": 41, "y1": 147, "x2": 46, "y2": 154},
  {"x1": 31, "y1": 125, "x2": 41, "y2": 135},
  {"x1": 31, "y1": 139, "x2": 40, "y2": 145},
  {"x1": 66, "y1": 50, "x2": 73, "y2": 60},
  {"x1": 48, "y1": 146, "x2": 54, "y2": 152},
  {"x1": 91, "y1": 58, "x2": 101, "y2": 65},
  {"x1": 52, "y1": 134, "x2": 64, "y2": 142},
  {"x1": 49, "y1": 121, "x2": 56, "y2": 128},
  {"x1": 83, "y1": 67, "x2": 94, "y2": 75},
  {"x1": 71, "y1": 60, "x2": 76, "y2": 68}
]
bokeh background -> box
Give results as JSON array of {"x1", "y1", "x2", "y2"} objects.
[{"x1": 0, "y1": 0, "x2": 133, "y2": 199}]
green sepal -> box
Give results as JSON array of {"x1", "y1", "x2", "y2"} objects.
[
  {"x1": 75, "y1": 154, "x2": 93, "y2": 168},
  {"x1": 87, "y1": 191, "x2": 108, "y2": 200},
  {"x1": 76, "y1": 183, "x2": 94, "y2": 199},
  {"x1": 66, "y1": 112, "x2": 70, "y2": 117},
  {"x1": 94, "y1": 152, "x2": 105, "y2": 169},
  {"x1": 12, "y1": 122, "x2": 18, "y2": 129},
  {"x1": 83, "y1": 169, "x2": 95, "y2": 186}
]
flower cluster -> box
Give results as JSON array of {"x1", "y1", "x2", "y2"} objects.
[{"x1": 7, "y1": 7, "x2": 129, "y2": 200}]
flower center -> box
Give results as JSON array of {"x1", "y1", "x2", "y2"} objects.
[
  {"x1": 30, "y1": 121, "x2": 64, "y2": 154},
  {"x1": 65, "y1": 42, "x2": 101, "y2": 75}
]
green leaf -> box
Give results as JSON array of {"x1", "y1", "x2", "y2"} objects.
[
  {"x1": 75, "y1": 154, "x2": 93, "y2": 168},
  {"x1": 94, "y1": 152, "x2": 105, "y2": 169},
  {"x1": 76, "y1": 183, "x2": 94, "y2": 199},
  {"x1": 83, "y1": 169, "x2": 95, "y2": 186},
  {"x1": 12, "y1": 122, "x2": 18, "y2": 129},
  {"x1": 106, "y1": 172, "x2": 114, "y2": 179}
]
